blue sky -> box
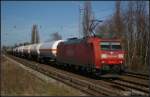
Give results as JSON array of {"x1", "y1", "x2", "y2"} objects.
[{"x1": 2, "y1": 1, "x2": 123, "y2": 46}]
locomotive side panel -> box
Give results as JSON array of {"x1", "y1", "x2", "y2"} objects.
[{"x1": 57, "y1": 39, "x2": 95, "y2": 68}]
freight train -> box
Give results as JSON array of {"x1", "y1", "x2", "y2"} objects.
[{"x1": 11, "y1": 37, "x2": 126, "y2": 76}]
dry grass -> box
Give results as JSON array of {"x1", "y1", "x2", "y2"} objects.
[{"x1": 0, "y1": 56, "x2": 85, "y2": 96}]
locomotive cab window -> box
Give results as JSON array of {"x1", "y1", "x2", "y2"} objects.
[
  {"x1": 100, "y1": 42, "x2": 110, "y2": 50},
  {"x1": 111, "y1": 42, "x2": 122, "y2": 50},
  {"x1": 100, "y1": 42, "x2": 122, "y2": 50}
]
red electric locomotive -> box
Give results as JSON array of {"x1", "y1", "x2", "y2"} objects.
[{"x1": 57, "y1": 36, "x2": 125, "y2": 76}]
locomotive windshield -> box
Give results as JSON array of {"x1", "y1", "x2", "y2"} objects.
[
  {"x1": 100, "y1": 42, "x2": 110, "y2": 50},
  {"x1": 111, "y1": 42, "x2": 121, "y2": 50},
  {"x1": 100, "y1": 42, "x2": 122, "y2": 50}
]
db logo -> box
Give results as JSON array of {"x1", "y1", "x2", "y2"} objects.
[{"x1": 66, "y1": 50, "x2": 74, "y2": 56}]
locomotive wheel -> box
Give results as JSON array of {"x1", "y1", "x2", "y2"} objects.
[
  {"x1": 75, "y1": 66, "x2": 79, "y2": 71},
  {"x1": 120, "y1": 64, "x2": 127, "y2": 74},
  {"x1": 37, "y1": 57, "x2": 41, "y2": 63},
  {"x1": 81, "y1": 67, "x2": 86, "y2": 74},
  {"x1": 112, "y1": 65, "x2": 121, "y2": 74},
  {"x1": 40, "y1": 59, "x2": 44, "y2": 63},
  {"x1": 68, "y1": 64, "x2": 72, "y2": 70},
  {"x1": 94, "y1": 69, "x2": 101, "y2": 77},
  {"x1": 78, "y1": 66, "x2": 82, "y2": 71},
  {"x1": 38, "y1": 58, "x2": 41, "y2": 63}
]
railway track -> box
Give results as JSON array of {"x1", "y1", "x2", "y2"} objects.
[
  {"x1": 5, "y1": 54, "x2": 150, "y2": 96},
  {"x1": 103, "y1": 79, "x2": 149, "y2": 93},
  {"x1": 124, "y1": 71, "x2": 149, "y2": 80},
  {"x1": 119, "y1": 76, "x2": 149, "y2": 87}
]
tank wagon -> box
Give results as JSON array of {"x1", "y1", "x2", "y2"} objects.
[
  {"x1": 22, "y1": 45, "x2": 32, "y2": 58},
  {"x1": 38, "y1": 40, "x2": 64, "y2": 62},
  {"x1": 20, "y1": 46, "x2": 24, "y2": 57},
  {"x1": 30, "y1": 44, "x2": 39, "y2": 60},
  {"x1": 13, "y1": 40, "x2": 64, "y2": 62},
  {"x1": 15, "y1": 47, "x2": 20, "y2": 56}
]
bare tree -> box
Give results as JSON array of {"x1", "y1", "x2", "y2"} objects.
[
  {"x1": 123, "y1": 1, "x2": 135, "y2": 69},
  {"x1": 82, "y1": 1, "x2": 93, "y2": 37},
  {"x1": 95, "y1": 19, "x2": 114, "y2": 38},
  {"x1": 123, "y1": 1, "x2": 149, "y2": 72},
  {"x1": 46, "y1": 32, "x2": 62, "y2": 42},
  {"x1": 113, "y1": 1, "x2": 125, "y2": 38},
  {"x1": 31, "y1": 24, "x2": 40, "y2": 44},
  {"x1": 96, "y1": 1, "x2": 125, "y2": 39}
]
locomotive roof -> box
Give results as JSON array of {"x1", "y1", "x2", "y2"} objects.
[
  {"x1": 63, "y1": 37, "x2": 121, "y2": 44},
  {"x1": 101, "y1": 38, "x2": 121, "y2": 42},
  {"x1": 64, "y1": 38, "x2": 83, "y2": 44}
]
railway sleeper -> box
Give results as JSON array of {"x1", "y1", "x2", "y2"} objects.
[
  {"x1": 119, "y1": 78, "x2": 149, "y2": 87},
  {"x1": 89, "y1": 85, "x2": 117, "y2": 96},
  {"x1": 126, "y1": 71, "x2": 149, "y2": 77},
  {"x1": 63, "y1": 80, "x2": 103, "y2": 96},
  {"x1": 57, "y1": 74, "x2": 71, "y2": 81},
  {"x1": 112, "y1": 80, "x2": 149, "y2": 93},
  {"x1": 64, "y1": 80, "x2": 104, "y2": 96},
  {"x1": 102, "y1": 79, "x2": 149, "y2": 96},
  {"x1": 96, "y1": 85, "x2": 120, "y2": 95},
  {"x1": 130, "y1": 89, "x2": 149, "y2": 96},
  {"x1": 125, "y1": 73, "x2": 149, "y2": 80},
  {"x1": 70, "y1": 78, "x2": 88, "y2": 87}
]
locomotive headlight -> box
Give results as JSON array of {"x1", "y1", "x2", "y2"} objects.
[
  {"x1": 118, "y1": 54, "x2": 124, "y2": 58},
  {"x1": 101, "y1": 54, "x2": 107, "y2": 58}
]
